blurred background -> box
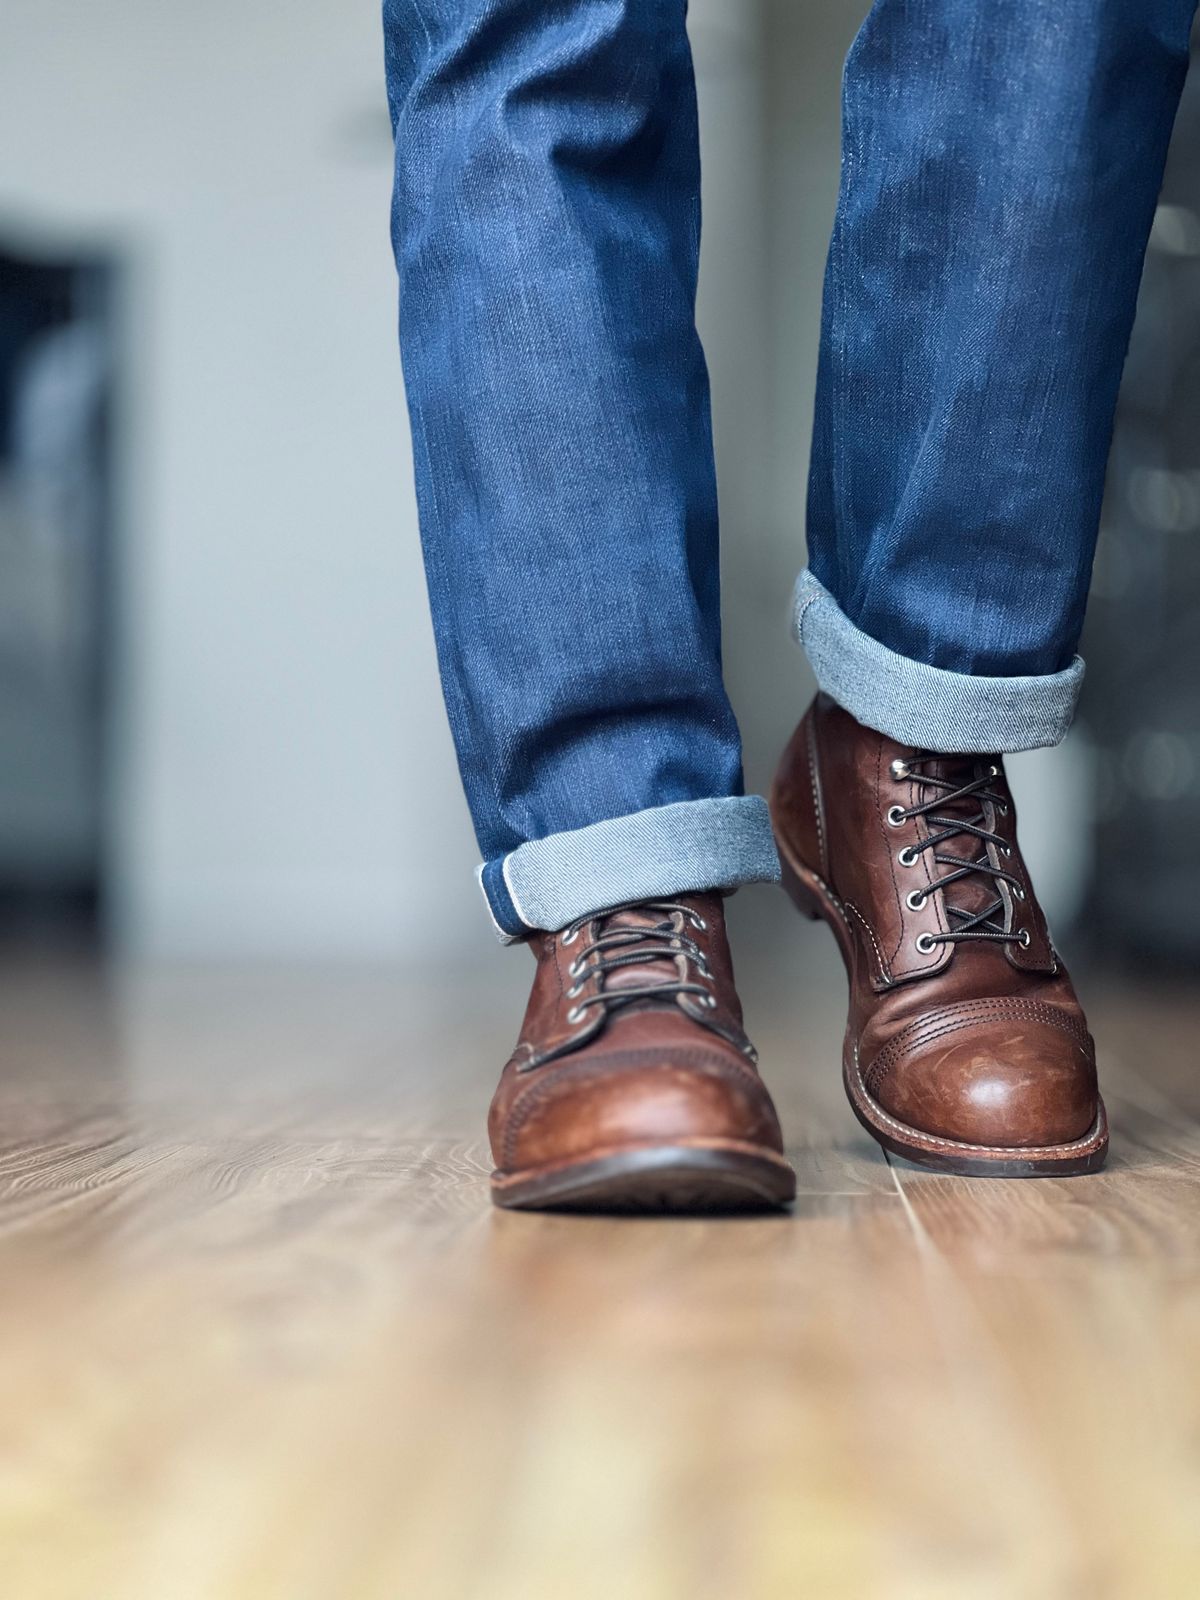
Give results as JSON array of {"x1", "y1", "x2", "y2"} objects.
[{"x1": 0, "y1": 0, "x2": 1196, "y2": 976}]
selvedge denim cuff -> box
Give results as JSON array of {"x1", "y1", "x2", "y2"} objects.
[
  {"x1": 476, "y1": 796, "x2": 782, "y2": 942},
  {"x1": 792, "y1": 570, "x2": 1085, "y2": 755}
]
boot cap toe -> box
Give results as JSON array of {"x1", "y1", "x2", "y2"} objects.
[
  {"x1": 868, "y1": 1004, "x2": 1098, "y2": 1149},
  {"x1": 496, "y1": 1045, "x2": 785, "y2": 1173}
]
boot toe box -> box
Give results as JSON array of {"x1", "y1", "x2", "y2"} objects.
[
  {"x1": 869, "y1": 1008, "x2": 1099, "y2": 1150},
  {"x1": 495, "y1": 1045, "x2": 785, "y2": 1175}
]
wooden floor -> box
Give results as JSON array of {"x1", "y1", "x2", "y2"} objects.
[{"x1": 0, "y1": 922, "x2": 1197, "y2": 1599}]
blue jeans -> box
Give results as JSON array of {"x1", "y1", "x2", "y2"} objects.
[{"x1": 383, "y1": 0, "x2": 1196, "y2": 939}]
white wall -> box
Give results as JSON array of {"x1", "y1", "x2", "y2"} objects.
[{"x1": 1, "y1": 0, "x2": 470, "y2": 957}]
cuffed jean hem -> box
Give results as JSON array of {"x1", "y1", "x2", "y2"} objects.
[
  {"x1": 792, "y1": 570, "x2": 1085, "y2": 754},
  {"x1": 476, "y1": 796, "x2": 782, "y2": 943}
]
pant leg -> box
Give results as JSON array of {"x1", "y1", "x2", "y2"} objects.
[
  {"x1": 383, "y1": 0, "x2": 778, "y2": 937},
  {"x1": 798, "y1": 0, "x2": 1198, "y2": 753}
]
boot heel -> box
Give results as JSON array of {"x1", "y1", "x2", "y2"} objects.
[{"x1": 778, "y1": 852, "x2": 823, "y2": 922}]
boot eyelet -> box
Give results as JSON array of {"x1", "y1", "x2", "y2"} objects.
[
  {"x1": 566, "y1": 983, "x2": 583, "y2": 999},
  {"x1": 566, "y1": 1004, "x2": 587, "y2": 1025},
  {"x1": 1002, "y1": 845, "x2": 1013, "y2": 858},
  {"x1": 561, "y1": 927, "x2": 579, "y2": 947},
  {"x1": 691, "y1": 915, "x2": 707, "y2": 931},
  {"x1": 1013, "y1": 885, "x2": 1026, "y2": 901},
  {"x1": 905, "y1": 889, "x2": 927, "y2": 911},
  {"x1": 988, "y1": 764, "x2": 1000, "y2": 777},
  {"x1": 889, "y1": 759, "x2": 911, "y2": 781},
  {"x1": 914, "y1": 932, "x2": 937, "y2": 955},
  {"x1": 898, "y1": 846, "x2": 919, "y2": 868},
  {"x1": 1017, "y1": 928, "x2": 1032, "y2": 949},
  {"x1": 886, "y1": 805, "x2": 906, "y2": 827},
  {"x1": 699, "y1": 994, "x2": 717, "y2": 1009}
]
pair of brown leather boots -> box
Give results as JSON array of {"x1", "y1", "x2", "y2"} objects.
[{"x1": 489, "y1": 695, "x2": 1108, "y2": 1212}]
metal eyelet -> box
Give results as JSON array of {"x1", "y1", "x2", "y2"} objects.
[
  {"x1": 915, "y1": 932, "x2": 938, "y2": 955},
  {"x1": 988, "y1": 764, "x2": 1000, "y2": 777},
  {"x1": 886, "y1": 805, "x2": 906, "y2": 827},
  {"x1": 566, "y1": 1004, "x2": 587, "y2": 1025},
  {"x1": 700, "y1": 994, "x2": 717, "y2": 1009},
  {"x1": 566, "y1": 983, "x2": 583, "y2": 999},
  {"x1": 1018, "y1": 928, "x2": 1032, "y2": 948},
  {"x1": 691, "y1": 916, "x2": 707, "y2": 932},
  {"x1": 889, "y1": 759, "x2": 911, "y2": 781},
  {"x1": 905, "y1": 888, "x2": 927, "y2": 912},
  {"x1": 898, "y1": 846, "x2": 919, "y2": 868},
  {"x1": 1002, "y1": 845, "x2": 1013, "y2": 858},
  {"x1": 561, "y1": 927, "x2": 579, "y2": 946},
  {"x1": 1012, "y1": 885, "x2": 1026, "y2": 901}
]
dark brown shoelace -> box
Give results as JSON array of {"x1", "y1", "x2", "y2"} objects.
[
  {"x1": 889, "y1": 755, "x2": 1027, "y2": 947},
  {"x1": 560, "y1": 899, "x2": 716, "y2": 1024}
]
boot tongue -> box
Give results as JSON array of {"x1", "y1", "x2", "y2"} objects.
[
  {"x1": 592, "y1": 904, "x2": 684, "y2": 995},
  {"x1": 917, "y1": 755, "x2": 1001, "y2": 924}
]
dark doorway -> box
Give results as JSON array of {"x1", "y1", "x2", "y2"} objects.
[{"x1": 0, "y1": 243, "x2": 116, "y2": 946}]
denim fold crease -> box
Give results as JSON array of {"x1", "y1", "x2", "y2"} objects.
[
  {"x1": 477, "y1": 796, "x2": 781, "y2": 941},
  {"x1": 793, "y1": 570, "x2": 1085, "y2": 754}
]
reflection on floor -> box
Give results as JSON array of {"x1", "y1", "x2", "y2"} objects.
[{"x1": 0, "y1": 920, "x2": 1197, "y2": 1598}]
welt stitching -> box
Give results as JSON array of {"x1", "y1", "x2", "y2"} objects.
[
  {"x1": 870, "y1": 1001, "x2": 1091, "y2": 1074},
  {"x1": 866, "y1": 1006, "x2": 1092, "y2": 1092},
  {"x1": 878, "y1": 740, "x2": 909, "y2": 968},
  {"x1": 865, "y1": 1006, "x2": 1093, "y2": 1092},
  {"x1": 875, "y1": 996, "x2": 1090, "y2": 1059},
  {"x1": 853, "y1": 1048, "x2": 1103, "y2": 1155},
  {"x1": 806, "y1": 713, "x2": 828, "y2": 879},
  {"x1": 844, "y1": 900, "x2": 891, "y2": 983}
]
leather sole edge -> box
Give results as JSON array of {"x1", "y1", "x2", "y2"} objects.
[
  {"x1": 843, "y1": 1057, "x2": 1109, "y2": 1177},
  {"x1": 491, "y1": 1141, "x2": 797, "y2": 1214}
]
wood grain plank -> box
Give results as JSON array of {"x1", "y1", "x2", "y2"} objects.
[{"x1": 0, "y1": 962, "x2": 1194, "y2": 1598}]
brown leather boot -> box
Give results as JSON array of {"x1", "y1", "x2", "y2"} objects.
[
  {"x1": 488, "y1": 893, "x2": 796, "y2": 1211},
  {"x1": 770, "y1": 694, "x2": 1107, "y2": 1176}
]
